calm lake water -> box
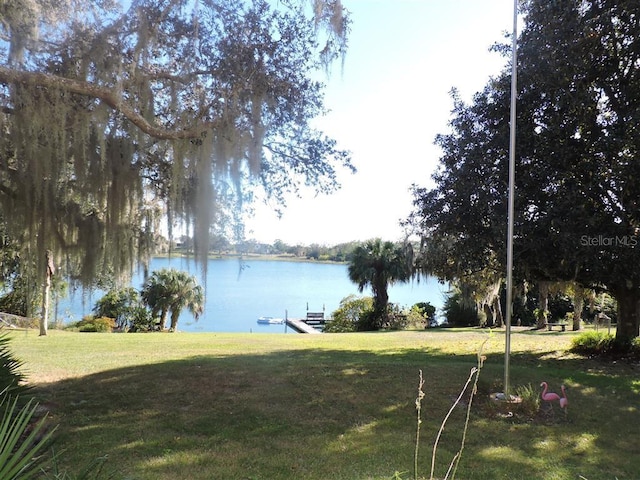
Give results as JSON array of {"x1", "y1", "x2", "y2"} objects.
[{"x1": 56, "y1": 257, "x2": 448, "y2": 332}]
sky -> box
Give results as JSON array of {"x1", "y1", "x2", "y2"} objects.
[{"x1": 245, "y1": 0, "x2": 516, "y2": 246}]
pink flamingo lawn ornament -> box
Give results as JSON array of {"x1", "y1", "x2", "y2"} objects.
[
  {"x1": 540, "y1": 382, "x2": 568, "y2": 417},
  {"x1": 540, "y1": 382, "x2": 560, "y2": 402},
  {"x1": 540, "y1": 381, "x2": 561, "y2": 414},
  {"x1": 559, "y1": 385, "x2": 568, "y2": 413}
]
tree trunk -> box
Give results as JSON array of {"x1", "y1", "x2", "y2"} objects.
[
  {"x1": 483, "y1": 304, "x2": 494, "y2": 328},
  {"x1": 572, "y1": 287, "x2": 584, "y2": 331},
  {"x1": 493, "y1": 296, "x2": 504, "y2": 328},
  {"x1": 159, "y1": 310, "x2": 168, "y2": 331},
  {"x1": 169, "y1": 310, "x2": 180, "y2": 332},
  {"x1": 373, "y1": 281, "x2": 389, "y2": 329},
  {"x1": 40, "y1": 250, "x2": 55, "y2": 336},
  {"x1": 613, "y1": 287, "x2": 640, "y2": 344},
  {"x1": 536, "y1": 282, "x2": 549, "y2": 329}
]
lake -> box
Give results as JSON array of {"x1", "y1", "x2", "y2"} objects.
[{"x1": 55, "y1": 257, "x2": 448, "y2": 332}]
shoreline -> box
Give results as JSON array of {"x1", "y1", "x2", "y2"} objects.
[{"x1": 157, "y1": 251, "x2": 347, "y2": 265}]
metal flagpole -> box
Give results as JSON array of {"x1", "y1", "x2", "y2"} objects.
[{"x1": 504, "y1": 0, "x2": 518, "y2": 399}]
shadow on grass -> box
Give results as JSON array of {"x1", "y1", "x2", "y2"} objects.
[{"x1": 37, "y1": 346, "x2": 639, "y2": 480}]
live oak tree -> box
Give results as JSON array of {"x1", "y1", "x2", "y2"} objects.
[
  {"x1": 409, "y1": 0, "x2": 640, "y2": 343},
  {"x1": 515, "y1": 0, "x2": 640, "y2": 343},
  {"x1": 0, "y1": 0, "x2": 353, "y2": 332},
  {"x1": 407, "y1": 86, "x2": 510, "y2": 329}
]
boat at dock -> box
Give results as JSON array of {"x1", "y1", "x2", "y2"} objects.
[{"x1": 257, "y1": 316, "x2": 285, "y2": 325}]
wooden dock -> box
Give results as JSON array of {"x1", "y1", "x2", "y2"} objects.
[{"x1": 286, "y1": 318, "x2": 322, "y2": 334}]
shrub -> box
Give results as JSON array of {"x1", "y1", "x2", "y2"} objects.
[
  {"x1": 129, "y1": 306, "x2": 156, "y2": 332},
  {"x1": 401, "y1": 305, "x2": 428, "y2": 330},
  {"x1": 356, "y1": 309, "x2": 379, "y2": 331},
  {"x1": 76, "y1": 316, "x2": 116, "y2": 333},
  {"x1": 384, "y1": 303, "x2": 410, "y2": 330},
  {"x1": 569, "y1": 331, "x2": 616, "y2": 355},
  {"x1": 325, "y1": 295, "x2": 373, "y2": 333},
  {"x1": 94, "y1": 287, "x2": 142, "y2": 330},
  {"x1": 413, "y1": 301, "x2": 437, "y2": 327},
  {"x1": 570, "y1": 331, "x2": 640, "y2": 359}
]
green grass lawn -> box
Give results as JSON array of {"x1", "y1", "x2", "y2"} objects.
[{"x1": 8, "y1": 328, "x2": 640, "y2": 480}]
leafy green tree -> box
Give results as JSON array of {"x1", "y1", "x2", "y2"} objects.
[
  {"x1": 272, "y1": 239, "x2": 289, "y2": 255},
  {"x1": 306, "y1": 244, "x2": 321, "y2": 260},
  {"x1": 413, "y1": 302, "x2": 437, "y2": 327},
  {"x1": 347, "y1": 239, "x2": 412, "y2": 330},
  {"x1": 326, "y1": 295, "x2": 373, "y2": 333},
  {"x1": 0, "y1": 0, "x2": 352, "y2": 326},
  {"x1": 93, "y1": 287, "x2": 142, "y2": 331},
  {"x1": 141, "y1": 269, "x2": 204, "y2": 332},
  {"x1": 409, "y1": 0, "x2": 640, "y2": 343}
]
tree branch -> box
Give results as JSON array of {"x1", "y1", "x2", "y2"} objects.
[{"x1": 0, "y1": 66, "x2": 212, "y2": 140}]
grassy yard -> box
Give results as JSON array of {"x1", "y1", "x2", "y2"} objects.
[{"x1": 8, "y1": 328, "x2": 640, "y2": 480}]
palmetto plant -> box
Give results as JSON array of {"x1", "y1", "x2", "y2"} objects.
[
  {"x1": 0, "y1": 334, "x2": 54, "y2": 478},
  {"x1": 0, "y1": 392, "x2": 56, "y2": 480},
  {"x1": 0, "y1": 334, "x2": 29, "y2": 398},
  {"x1": 141, "y1": 269, "x2": 204, "y2": 331}
]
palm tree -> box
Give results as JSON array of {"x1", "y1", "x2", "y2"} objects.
[
  {"x1": 141, "y1": 269, "x2": 204, "y2": 331},
  {"x1": 347, "y1": 239, "x2": 413, "y2": 330}
]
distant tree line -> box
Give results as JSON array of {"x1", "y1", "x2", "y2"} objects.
[{"x1": 172, "y1": 235, "x2": 362, "y2": 263}]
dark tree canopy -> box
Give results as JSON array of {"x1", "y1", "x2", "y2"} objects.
[
  {"x1": 0, "y1": 0, "x2": 352, "y2": 307},
  {"x1": 408, "y1": 0, "x2": 640, "y2": 342}
]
